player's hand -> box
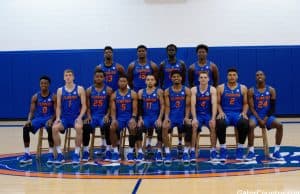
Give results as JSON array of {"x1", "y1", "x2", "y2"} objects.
[
  {"x1": 54, "y1": 119, "x2": 61, "y2": 124},
  {"x1": 84, "y1": 117, "x2": 91, "y2": 124},
  {"x1": 25, "y1": 120, "x2": 31, "y2": 127},
  {"x1": 75, "y1": 117, "x2": 83, "y2": 124},
  {"x1": 128, "y1": 118, "x2": 137, "y2": 129},
  {"x1": 46, "y1": 119, "x2": 53, "y2": 127},
  {"x1": 209, "y1": 119, "x2": 216, "y2": 129},
  {"x1": 240, "y1": 112, "x2": 248, "y2": 120},
  {"x1": 192, "y1": 119, "x2": 199, "y2": 129},
  {"x1": 258, "y1": 119, "x2": 266, "y2": 128},
  {"x1": 217, "y1": 112, "x2": 226, "y2": 120},
  {"x1": 155, "y1": 119, "x2": 162, "y2": 128},
  {"x1": 103, "y1": 115, "x2": 110, "y2": 124},
  {"x1": 137, "y1": 118, "x2": 144, "y2": 128},
  {"x1": 184, "y1": 118, "x2": 191, "y2": 125}
]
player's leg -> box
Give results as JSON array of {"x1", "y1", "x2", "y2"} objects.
[
  {"x1": 267, "y1": 117, "x2": 283, "y2": 160},
  {"x1": 72, "y1": 118, "x2": 83, "y2": 164},
  {"x1": 52, "y1": 118, "x2": 67, "y2": 164},
  {"x1": 245, "y1": 116, "x2": 257, "y2": 160},
  {"x1": 82, "y1": 119, "x2": 95, "y2": 162},
  {"x1": 235, "y1": 114, "x2": 249, "y2": 160},
  {"x1": 110, "y1": 119, "x2": 120, "y2": 162},
  {"x1": 127, "y1": 118, "x2": 137, "y2": 162},
  {"x1": 162, "y1": 119, "x2": 172, "y2": 164},
  {"x1": 216, "y1": 116, "x2": 229, "y2": 161}
]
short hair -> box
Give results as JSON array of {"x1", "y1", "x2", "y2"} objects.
[
  {"x1": 166, "y1": 44, "x2": 177, "y2": 51},
  {"x1": 137, "y1": 45, "x2": 147, "y2": 51},
  {"x1": 196, "y1": 44, "x2": 209, "y2": 53},
  {"x1": 227, "y1": 68, "x2": 238, "y2": 73},
  {"x1": 119, "y1": 75, "x2": 128, "y2": 80},
  {"x1": 104, "y1": 46, "x2": 113, "y2": 52},
  {"x1": 198, "y1": 71, "x2": 209, "y2": 76},
  {"x1": 94, "y1": 69, "x2": 106, "y2": 77},
  {"x1": 40, "y1": 75, "x2": 51, "y2": 84},
  {"x1": 171, "y1": 70, "x2": 182, "y2": 77},
  {"x1": 64, "y1": 69, "x2": 74, "y2": 75}
]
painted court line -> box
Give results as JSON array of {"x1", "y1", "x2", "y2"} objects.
[{"x1": 132, "y1": 178, "x2": 142, "y2": 194}]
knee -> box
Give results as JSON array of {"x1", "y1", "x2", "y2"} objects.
[
  {"x1": 216, "y1": 119, "x2": 227, "y2": 131},
  {"x1": 237, "y1": 118, "x2": 249, "y2": 130}
]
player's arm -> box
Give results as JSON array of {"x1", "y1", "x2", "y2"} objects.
[
  {"x1": 55, "y1": 88, "x2": 62, "y2": 122},
  {"x1": 47, "y1": 94, "x2": 57, "y2": 127},
  {"x1": 241, "y1": 85, "x2": 248, "y2": 119},
  {"x1": 190, "y1": 87, "x2": 197, "y2": 120},
  {"x1": 216, "y1": 84, "x2": 225, "y2": 119},
  {"x1": 180, "y1": 60, "x2": 187, "y2": 85},
  {"x1": 158, "y1": 89, "x2": 165, "y2": 121},
  {"x1": 164, "y1": 89, "x2": 170, "y2": 121},
  {"x1": 211, "y1": 63, "x2": 219, "y2": 87},
  {"x1": 210, "y1": 86, "x2": 217, "y2": 121},
  {"x1": 104, "y1": 87, "x2": 113, "y2": 122},
  {"x1": 127, "y1": 63, "x2": 135, "y2": 89},
  {"x1": 188, "y1": 64, "x2": 195, "y2": 88},
  {"x1": 131, "y1": 90, "x2": 138, "y2": 118},
  {"x1": 151, "y1": 61, "x2": 159, "y2": 86},
  {"x1": 26, "y1": 94, "x2": 37, "y2": 126},
  {"x1": 248, "y1": 88, "x2": 261, "y2": 120},
  {"x1": 159, "y1": 62, "x2": 165, "y2": 88},
  {"x1": 77, "y1": 86, "x2": 87, "y2": 121},
  {"x1": 137, "y1": 89, "x2": 143, "y2": 120},
  {"x1": 184, "y1": 87, "x2": 191, "y2": 121},
  {"x1": 265, "y1": 86, "x2": 277, "y2": 121},
  {"x1": 85, "y1": 87, "x2": 92, "y2": 122},
  {"x1": 110, "y1": 92, "x2": 117, "y2": 121},
  {"x1": 116, "y1": 63, "x2": 126, "y2": 77}
]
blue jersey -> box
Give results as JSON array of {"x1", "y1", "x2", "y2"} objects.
[
  {"x1": 193, "y1": 61, "x2": 213, "y2": 86},
  {"x1": 169, "y1": 86, "x2": 186, "y2": 120},
  {"x1": 196, "y1": 86, "x2": 212, "y2": 115},
  {"x1": 221, "y1": 83, "x2": 243, "y2": 113},
  {"x1": 35, "y1": 92, "x2": 55, "y2": 118},
  {"x1": 97, "y1": 63, "x2": 119, "y2": 91},
  {"x1": 142, "y1": 88, "x2": 160, "y2": 117},
  {"x1": 61, "y1": 85, "x2": 81, "y2": 118},
  {"x1": 90, "y1": 85, "x2": 108, "y2": 117},
  {"x1": 253, "y1": 86, "x2": 271, "y2": 116},
  {"x1": 116, "y1": 89, "x2": 132, "y2": 120},
  {"x1": 133, "y1": 61, "x2": 153, "y2": 91},
  {"x1": 162, "y1": 59, "x2": 183, "y2": 89}
]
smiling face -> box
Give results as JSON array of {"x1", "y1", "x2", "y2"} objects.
[
  {"x1": 171, "y1": 73, "x2": 182, "y2": 85},
  {"x1": 40, "y1": 79, "x2": 50, "y2": 92},
  {"x1": 256, "y1": 70, "x2": 266, "y2": 84},
  {"x1": 94, "y1": 72, "x2": 105, "y2": 85}
]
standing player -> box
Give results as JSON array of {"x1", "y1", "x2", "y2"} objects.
[
  {"x1": 96, "y1": 46, "x2": 126, "y2": 91},
  {"x1": 191, "y1": 71, "x2": 218, "y2": 161},
  {"x1": 82, "y1": 69, "x2": 113, "y2": 161},
  {"x1": 110, "y1": 75, "x2": 138, "y2": 162},
  {"x1": 246, "y1": 70, "x2": 283, "y2": 160},
  {"x1": 19, "y1": 76, "x2": 56, "y2": 164},
  {"x1": 216, "y1": 68, "x2": 249, "y2": 161},
  {"x1": 188, "y1": 44, "x2": 219, "y2": 87},
  {"x1": 162, "y1": 70, "x2": 191, "y2": 164},
  {"x1": 127, "y1": 45, "x2": 159, "y2": 92},
  {"x1": 52, "y1": 69, "x2": 86, "y2": 164},
  {"x1": 137, "y1": 74, "x2": 164, "y2": 162}
]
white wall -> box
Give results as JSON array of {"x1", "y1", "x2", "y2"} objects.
[{"x1": 1, "y1": 0, "x2": 300, "y2": 51}]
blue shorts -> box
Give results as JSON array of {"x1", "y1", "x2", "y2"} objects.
[
  {"x1": 61, "y1": 116, "x2": 77, "y2": 130},
  {"x1": 118, "y1": 119, "x2": 130, "y2": 132},
  {"x1": 249, "y1": 115, "x2": 277, "y2": 130},
  {"x1": 169, "y1": 118, "x2": 184, "y2": 133},
  {"x1": 197, "y1": 114, "x2": 211, "y2": 132},
  {"x1": 90, "y1": 115, "x2": 105, "y2": 129},
  {"x1": 224, "y1": 112, "x2": 242, "y2": 127},
  {"x1": 31, "y1": 116, "x2": 52, "y2": 134},
  {"x1": 143, "y1": 116, "x2": 157, "y2": 130}
]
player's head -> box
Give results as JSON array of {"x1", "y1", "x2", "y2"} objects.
[
  {"x1": 166, "y1": 44, "x2": 177, "y2": 58},
  {"x1": 227, "y1": 68, "x2": 238, "y2": 84},
  {"x1": 104, "y1": 46, "x2": 113, "y2": 60},
  {"x1": 255, "y1": 70, "x2": 266, "y2": 84},
  {"x1": 118, "y1": 75, "x2": 128, "y2": 89},
  {"x1": 64, "y1": 69, "x2": 74, "y2": 84},
  {"x1": 198, "y1": 71, "x2": 209, "y2": 85},
  {"x1": 171, "y1": 70, "x2": 182, "y2": 85},
  {"x1": 145, "y1": 74, "x2": 156, "y2": 88},
  {"x1": 137, "y1": 45, "x2": 147, "y2": 59},
  {"x1": 196, "y1": 44, "x2": 209, "y2": 60},
  {"x1": 39, "y1": 75, "x2": 51, "y2": 91},
  {"x1": 94, "y1": 69, "x2": 106, "y2": 85}
]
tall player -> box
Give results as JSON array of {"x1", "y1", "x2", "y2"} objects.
[
  {"x1": 191, "y1": 71, "x2": 218, "y2": 161},
  {"x1": 162, "y1": 70, "x2": 191, "y2": 164},
  {"x1": 137, "y1": 74, "x2": 164, "y2": 162},
  {"x1": 127, "y1": 45, "x2": 159, "y2": 92},
  {"x1": 110, "y1": 75, "x2": 138, "y2": 162},
  {"x1": 19, "y1": 76, "x2": 56, "y2": 164},
  {"x1": 96, "y1": 46, "x2": 126, "y2": 91},
  {"x1": 52, "y1": 69, "x2": 86, "y2": 164},
  {"x1": 188, "y1": 44, "x2": 219, "y2": 87},
  {"x1": 216, "y1": 68, "x2": 249, "y2": 161},
  {"x1": 82, "y1": 69, "x2": 113, "y2": 161},
  {"x1": 246, "y1": 70, "x2": 283, "y2": 160}
]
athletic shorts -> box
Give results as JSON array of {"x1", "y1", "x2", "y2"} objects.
[
  {"x1": 249, "y1": 115, "x2": 277, "y2": 130},
  {"x1": 31, "y1": 116, "x2": 52, "y2": 134},
  {"x1": 197, "y1": 114, "x2": 211, "y2": 132}
]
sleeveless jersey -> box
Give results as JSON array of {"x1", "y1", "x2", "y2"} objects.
[
  {"x1": 97, "y1": 63, "x2": 119, "y2": 91},
  {"x1": 35, "y1": 92, "x2": 55, "y2": 118},
  {"x1": 221, "y1": 83, "x2": 243, "y2": 113},
  {"x1": 142, "y1": 88, "x2": 160, "y2": 117},
  {"x1": 116, "y1": 89, "x2": 132, "y2": 119},
  {"x1": 169, "y1": 86, "x2": 186, "y2": 120},
  {"x1": 253, "y1": 86, "x2": 271, "y2": 116},
  {"x1": 196, "y1": 85, "x2": 212, "y2": 115},
  {"x1": 162, "y1": 59, "x2": 183, "y2": 89},
  {"x1": 193, "y1": 61, "x2": 213, "y2": 86},
  {"x1": 90, "y1": 85, "x2": 108, "y2": 117},
  {"x1": 61, "y1": 85, "x2": 81, "y2": 118},
  {"x1": 133, "y1": 61, "x2": 153, "y2": 91}
]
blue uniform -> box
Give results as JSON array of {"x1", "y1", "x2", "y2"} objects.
[
  {"x1": 132, "y1": 61, "x2": 153, "y2": 92},
  {"x1": 97, "y1": 63, "x2": 120, "y2": 91},
  {"x1": 142, "y1": 88, "x2": 160, "y2": 129},
  {"x1": 169, "y1": 86, "x2": 186, "y2": 132},
  {"x1": 89, "y1": 85, "x2": 109, "y2": 129},
  {"x1": 249, "y1": 86, "x2": 277, "y2": 129},
  {"x1": 31, "y1": 92, "x2": 55, "y2": 133},
  {"x1": 196, "y1": 86, "x2": 212, "y2": 131},
  {"x1": 116, "y1": 89, "x2": 132, "y2": 131},
  {"x1": 221, "y1": 83, "x2": 243, "y2": 126},
  {"x1": 61, "y1": 85, "x2": 82, "y2": 129},
  {"x1": 193, "y1": 61, "x2": 213, "y2": 86},
  {"x1": 162, "y1": 59, "x2": 184, "y2": 89}
]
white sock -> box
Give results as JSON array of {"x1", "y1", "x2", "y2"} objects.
[
  {"x1": 106, "y1": 145, "x2": 111, "y2": 151},
  {"x1": 184, "y1": 147, "x2": 189, "y2": 153},
  {"x1": 210, "y1": 147, "x2": 216, "y2": 152},
  {"x1": 75, "y1": 147, "x2": 80, "y2": 154},
  {"x1": 48, "y1": 147, "x2": 54, "y2": 153},
  {"x1": 146, "y1": 138, "x2": 152, "y2": 146},
  {"x1": 190, "y1": 147, "x2": 195, "y2": 152},
  {"x1": 274, "y1": 145, "x2": 280, "y2": 152},
  {"x1": 128, "y1": 148, "x2": 134, "y2": 153},
  {"x1": 248, "y1": 146, "x2": 254, "y2": 152},
  {"x1": 56, "y1": 146, "x2": 62, "y2": 154},
  {"x1": 83, "y1": 146, "x2": 89, "y2": 152},
  {"x1": 178, "y1": 140, "x2": 182, "y2": 144},
  {"x1": 238, "y1": 144, "x2": 244, "y2": 148},
  {"x1": 25, "y1": 147, "x2": 30, "y2": 154},
  {"x1": 101, "y1": 139, "x2": 107, "y2": 146},
  {"x1": 113, "y1": 147, "x2": 118, "y2": 153},
  {"x1": 220, "y1": 144, "x2": 226, "y2": 149},
  {"x1": 165, "y1": 147, "x2": 170, "y2": 154},
  {"x1": 157, "y1": 148, "x2": 162, "y2": 153},
  {"x1": 138, "y1": 148, "x2": 143, "y2": 153}
]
